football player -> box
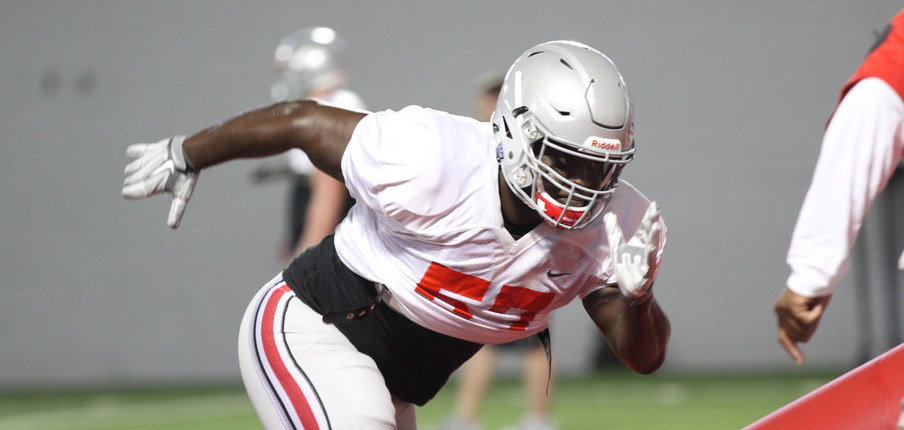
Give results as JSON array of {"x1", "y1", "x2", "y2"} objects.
[
  {"x1": 122, "y1": 40, "x2": 670, "y2": 429},
  {"x1": 251, "y1": 27, "x2": 366, "y2": 259}
]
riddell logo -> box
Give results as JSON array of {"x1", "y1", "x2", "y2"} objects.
[{"x1": 584, "y1": 136, "x2": 621, "y2": 152}]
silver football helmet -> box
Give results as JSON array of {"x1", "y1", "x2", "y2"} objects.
[
  {"x1": 492, "y1": 40, "x2": 635, "y2": 230},
  {"x1": 270, "y1": 27, "x2": 348, "y2": 102}
]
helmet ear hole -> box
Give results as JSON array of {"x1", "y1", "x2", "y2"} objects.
[{"x1": 502, "y1": 116, "x2": 513, "y2": 139}]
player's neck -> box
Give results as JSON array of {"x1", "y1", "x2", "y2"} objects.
[{"x1": 498, "y1": 170, "x2": 541, "y2": 233}]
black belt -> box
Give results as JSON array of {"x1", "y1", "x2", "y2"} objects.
[{"x1": 321, "y1": 283, "x2": 384, "y2": 324}]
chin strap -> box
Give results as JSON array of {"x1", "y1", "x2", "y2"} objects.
[{"x1": 321, "y1": 283, "x2": 384, "y2": 324}]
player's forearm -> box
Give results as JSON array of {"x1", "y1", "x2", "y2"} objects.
[
  {"x1": 182, "y1": 100, "x2": 365, "y2": 178},
  {"x1": 583, "y1": 288, "x2": 670, "y2": 374},
  {"x1": 296, "y1": 172, "x2": 348, "y2": 252},
  {"x1": 611, "y1": 296, "x2": 670, "y2": 374}
]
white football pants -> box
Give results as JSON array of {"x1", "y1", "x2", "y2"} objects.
[{"x1": 238, "y1": 273, "x2": 417, "y2": 429}]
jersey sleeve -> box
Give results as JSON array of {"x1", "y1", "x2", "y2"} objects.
[
  {"x1": 786, "y1": 78, "x2": 904, "y2": 297},
  {"x1": 341, "y1": 106, "x2": 462, "y2": 229}
]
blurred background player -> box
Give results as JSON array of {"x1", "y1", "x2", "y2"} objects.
[
  {"x1": 774, "y1": 9, "x2": 904, "y2": 364},
  {"x1": 437, "y1": 72, "x2": 557, "y2": 430},
  {"x1": 251, "y1": 26, "x2": 366, "y2": 260}
]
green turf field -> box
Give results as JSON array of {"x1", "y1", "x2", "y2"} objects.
[{"x1": 0, "y1": 369, "x2": 840, "y2": 430}]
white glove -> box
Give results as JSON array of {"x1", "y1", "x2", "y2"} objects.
[
  {"x1": 898, "y1": 249, "x2": 904, "y2": 270},
  {"x1": 122, "y1": 135, "x2": 198, "y2": 229},
  {"x1": 604, "y1": 201, "x2": 662, "y2": 301}
]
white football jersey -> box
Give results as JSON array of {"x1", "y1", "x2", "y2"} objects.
[{"x1": 334, "y1": 105, "x2": 665, "y2": 344}]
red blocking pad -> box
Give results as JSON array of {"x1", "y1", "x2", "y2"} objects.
[{"x1": 746, "y1": 343, "x2": 904, "y2": 429}]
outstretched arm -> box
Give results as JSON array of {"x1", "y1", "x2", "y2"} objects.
[
  {"x1": 185, "y1": 100, "x2": 367, "y2": 180},
  {"x1": 122, "y1": 99, "x2": 367, "y2": 228},
  {"x1": 582, "y1": 287, "x2": 670, "y2": 374}
]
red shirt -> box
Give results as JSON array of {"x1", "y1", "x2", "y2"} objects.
[{"x1": 840, "y1": 9, "x2": 904, "y2": 103}]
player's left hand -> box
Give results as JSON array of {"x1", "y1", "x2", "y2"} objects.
[
  {"x1": 122, "y1": 136, "x2": 198, "y2": 229},
  {"x1": 774, "y1": 287, "x2": 831, "y2": 365},
  {"x1": 604, "y1": 201, "x2": 662, "y2": 302}
]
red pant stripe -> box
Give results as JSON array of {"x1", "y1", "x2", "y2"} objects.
[{"x1": 260, "y1": 284, "x2": 320, "y2": 429}]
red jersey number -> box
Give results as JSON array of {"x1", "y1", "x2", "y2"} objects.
[{"x1": 415, "y1": 262, "x2": 554, "y2": 330}]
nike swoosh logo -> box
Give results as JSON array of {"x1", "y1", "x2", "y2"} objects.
[{"x1": 546, "y1": 270, "x2": 571, "y2": 278}]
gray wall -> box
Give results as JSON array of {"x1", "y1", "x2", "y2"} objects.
[{"x1": 2, "y1": 0, "x2": 902, "y2": 388}]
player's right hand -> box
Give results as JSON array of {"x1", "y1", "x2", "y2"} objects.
[{"x1": 122, "y1": 136, "x2": 198, "y2": 229}]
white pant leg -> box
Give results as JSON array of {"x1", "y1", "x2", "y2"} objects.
[{"x1": 238, "y1": 274, "x2": 412, "y2": 429}]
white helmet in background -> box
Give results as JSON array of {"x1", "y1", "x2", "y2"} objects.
[
  {"x1": 492, "y1": 40, "x2": 635, "y2": 230},
  {"x1": 270, "y1": 27, "x2": 348, "y2": 102}
]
